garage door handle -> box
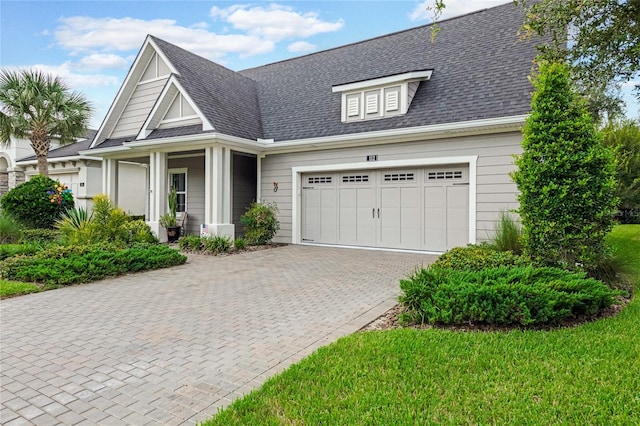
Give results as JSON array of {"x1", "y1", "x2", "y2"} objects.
[
  {"x1": 372, "y1": 208, "x2": 375, "y2": 218},
  {"x1": 377, "y1": 208, "x2": 380, "y2": 218}
]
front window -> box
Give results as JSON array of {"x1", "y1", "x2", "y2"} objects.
[{"x1": 169, "y1": 169, "x2": 187, "y2": 213}]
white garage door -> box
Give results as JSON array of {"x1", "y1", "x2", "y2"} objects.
[{"x1": 301, "y1": 166, "x2": 469, "y2": 251}]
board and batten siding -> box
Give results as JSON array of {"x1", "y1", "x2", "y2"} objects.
[
  {"x1": 111, "y1": 78, "x2": 168, "y2": 139},
  {"x1": 260, "y1": 131, "x2": 523, "y2": 245},
  {"x1": 168, "y1": 156, "x2": 205, "y2": 235}
]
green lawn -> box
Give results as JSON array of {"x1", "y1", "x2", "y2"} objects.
[{"x1": 205, "y1": 225, "x2": 640, "y2": 425}]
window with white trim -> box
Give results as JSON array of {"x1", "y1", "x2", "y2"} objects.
[{"x1": 169, "y1": 169, "x2": 187, "y2": 213}]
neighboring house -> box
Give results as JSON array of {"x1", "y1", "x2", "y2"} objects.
[
  {"x1": 85, "y1": 2, "x2": 539, "y2": 251},
  {"x1": 1, "y1": 131, "x2": 147, "y2": 214}
]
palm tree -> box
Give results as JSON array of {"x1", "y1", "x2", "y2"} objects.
[{"x1": 0, "y1": 69, "x2": 92, "y2": 176}]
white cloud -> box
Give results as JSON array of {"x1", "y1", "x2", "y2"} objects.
[
  {"x1": 13, "y1": 63, "x2": 120, "y2": 89},
  {"x1": 53, "y1": 16, "x2": 274, "y2": 60},
  {"x1": 288, "y1": 41, "x2": 316, "y2": 53},
  {"x1": 78, "y1": 54, "x2": 129, "y2": 70},
  {"x1": 410, "y1": 0, "x2": 507, "y2": 21},
  {"x1": 210, "y1": 4, "x2": 344, "y2": 41}
]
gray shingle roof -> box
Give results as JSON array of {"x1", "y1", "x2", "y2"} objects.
[
  {"x1": 93, "y1": 2, "x2": 539, "y2": 148},
  {"x1": 18, "y1": 129, "x2": 97, "y2": 161},
  {"x1": 240, "y1": 2, "x2": 539, "y2": 141},
  {"x1": 150, "y1": 36, "x2": 264, "y2": 141}
]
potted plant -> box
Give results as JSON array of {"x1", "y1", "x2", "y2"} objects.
[{"x1": 160, "y1": 186, "x2": 181, "y2": 243}]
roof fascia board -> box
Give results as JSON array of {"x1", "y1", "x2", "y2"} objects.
[
  {"x1": 332, "y1": 70, "x2": 433, "y2": 93},
  {"x1": 137, "y1": 76, "x2": 214, "y2": 140},
  {"x1": 91, "y1": 36, "x2": 178, "y2": 148},
  {"x1": 266, "y1": 115, "x2": 526, "y2": 154},
  {"x1": 84, "y1": 115, "x2": 526, "y2": 157},
  {"x1": 16, "y1": 155, "x2": 103, "y2": 166}
]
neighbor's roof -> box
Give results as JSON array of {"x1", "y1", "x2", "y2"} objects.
[
  {"x1": 18, "y1": 129, "x2": 98, "y2": 162},
  {"x1": 94, "y1": 1, "x2": 539, "y2": 147}
]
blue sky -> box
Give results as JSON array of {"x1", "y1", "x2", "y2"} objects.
[{"x1": 1, "y1": 0, "x2": 638, "y2": 128}]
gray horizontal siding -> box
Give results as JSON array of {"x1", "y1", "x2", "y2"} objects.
[
  {"x1": 112, "y1": 78, "x2": 168, "y2": 138},
  {"x1": 260, "y1": 131, "x2": 523, "y2": 244}
]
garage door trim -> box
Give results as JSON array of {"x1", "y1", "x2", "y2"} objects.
[{"x1": 292, "y1": 155, "x2": 478, "y2": 249}]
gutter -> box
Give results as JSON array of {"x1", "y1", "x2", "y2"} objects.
[{"x1": 80, "y1": 115, "x2": 527, "y2": 158}]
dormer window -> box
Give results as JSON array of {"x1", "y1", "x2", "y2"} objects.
[{"x1": 332, "y1": 70, "x2": 432, "y2": 123}]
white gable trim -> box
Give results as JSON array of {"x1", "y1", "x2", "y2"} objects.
[
  {"x1": 137, "y1": 75, "x2": 214, "y2": 140},
  {"x1": 91, "y1": 35, "x2": 178, "y2": 148},
  {"x1": 331, "y1": 70, "x2": 433, "y2": 93}
]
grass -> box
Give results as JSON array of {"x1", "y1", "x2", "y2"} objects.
[
  {"x1": 0, "y1": 279, "x2": 40, "y2": 298},
  {"x1": 205, "y1": 225, "x2": 640, "y2": 425}
]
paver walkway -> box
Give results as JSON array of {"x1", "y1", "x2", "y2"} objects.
[{"x1": 1, "y1": 245, "x2": 435, "y2": 425}]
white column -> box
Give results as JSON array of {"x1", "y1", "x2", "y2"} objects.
[
  {"x1": 203, "y1": 145, "x2": 234, "y2": 238},
  {"x1": 222, "y1": 148, "x2": 232, "y2": 224},
  {"x1": 148, "y1": 152, "x2": 167, "y2": 241},
  {"x1": 102, "y1": 159, "x2": 118, "y2": 205}
]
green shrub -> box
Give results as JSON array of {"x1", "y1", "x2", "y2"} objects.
[
  {"x1": 19, "y1": 228, "x2": 61, "y2": 244},
  {"x1": 203, "y1": 235, "x2": 232, "y2": 254},
  {"x1": 0, "y1": 213, "x2": 22, "y2": 243},
  {"x1": 512, "y1": 61, "x2": 618, "y2": 270},
  {"x1": 178, "y1": 234, "x2": 203, "y2": 252},
  {"x1": 1, "y1": 175, "x2": 74, "y2": 228},
  {"x1": 432, "y1": 245, "x2": 529, "y2": 271},
  {"x1": 490, "y1": 211, "x2": 522, "y2": 254},
  {"x1": 399, "y1": 265, "x2": 622, "y2": 326},
  {"x1": 0, "y1": 243, "x2": 41, "y2": 260},
  {"x1": 0, "y1": 244, "x2": 186, "y2": 285},
  {"x1": 122, "y1": 220, "x2": 158, "y2": 245},
  {"x1": 56, "y1": 207, "x2": 95, "y2": 245},
  {"x1": 234, "y1": 237, "x2": 246, "y2": 250},
  {"x1": 240, "y1": 201, "x2": 280, "y2": 245}
]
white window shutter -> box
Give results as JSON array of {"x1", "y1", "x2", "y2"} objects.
[
  {"x1": 365, "y1": 93, "x2": 378, "y2": 114},
  {"x1": 347, "y1": 97, "x2": 360, "y2": 117},
  {"x1": 386, "y1": 90, "x2": 399, "y2": 111}
]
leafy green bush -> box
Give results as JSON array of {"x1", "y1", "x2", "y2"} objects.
[
  {"x1": 399, "y1": 265, "x2": 622, "y2": 326},
  {"x1": 490, "y1": 212, "x2": 522, "y2": 254},
  {"x1": 1, "y1": 175, "x2": 74, "y2": 228},
  {"x1": 203, "y1": 235, "x2": 232, "y2": 254},
  {"x1": 178, "y1": 235, "x2": 203, "y2": 252},
  {"x1": 0, "y1": 244, "x2": 186, "y2": 285},
  {"x1": 432, "y1": 245, "x2": 529, "y2": 271},
  {"x1": 20, "y1": 228, "x2": 61, "y2": 244},
  {"x1": 234, "y1": 237, "x2": 246, "y2": 250},
  {"x1": 511, "y1": 61, "x2": 618, "y2": 270},
  {"x1": 0, "y1": 243, "x2": 41, "y2": 260},
  {"x1": 122, "y1": 220, "x2": 158, "y2": 245},
  {"x1": 0, "y1": 213, "x2": 22, "y2": 243},
  {"x1": 240, "y1": 201, "x2": 280, "y2": 245},
  {"x1": 56, "y1": 195, "x2": 156, "y2": 246}
]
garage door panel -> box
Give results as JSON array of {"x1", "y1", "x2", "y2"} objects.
[
  {"x1": 380, "y1": 185, "x2": 420, "y2": 249},
  {"x1": 446, "y1": 185, "x2": 469, "y2": 249},
  {"x1": 424, "y1": 186, "x2": 447, "y2": 252},
  {"x1": 338, "y1": 187, "x2": 376, "y2": 246}
]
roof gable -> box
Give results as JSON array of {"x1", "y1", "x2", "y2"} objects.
[
  {"x1": 92, "y1": 36, "x2": 178, "y2": 147},
  {"x1": 137, "y1": 76, "x2": 213, "y2": 139}
]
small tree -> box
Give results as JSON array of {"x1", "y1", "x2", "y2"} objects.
[
  {"x1": 240, "y1": 201, "x2": 280, "y2": 245},
  {"x1": 601, "y1": 120, "x2": 640, "y2": 223},
  {"x1": 0, "y1": 69, "x2": 92, "y2": 176},
  {"x1": 512, "y1": 61, "x2": 618, "y2": 270}
]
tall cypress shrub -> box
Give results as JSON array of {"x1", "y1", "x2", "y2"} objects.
[{"x1": 512, "y1": 61, "x2": 617, "y2": 270}]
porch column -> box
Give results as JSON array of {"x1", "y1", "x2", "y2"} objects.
[
  {"x1": 148, "y1": 152, "x2": 167, "y2": 241},
  {"x1": 204, "y1": 146, "x2": 234, "y2": 238},
  {"x1": 102, "y1": 158, "x2": 118, "y2": 205}
]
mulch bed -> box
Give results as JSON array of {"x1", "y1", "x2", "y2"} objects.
[{"x1": 178, "y1": 242, "x2": 288, "y2": 257}]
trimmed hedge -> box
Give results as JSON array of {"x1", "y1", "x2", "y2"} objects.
[
  {"x1": 0, "y1": 243, "x2": 186, "y2": 285},
  {"x1": 432, "y1": 245, "x2": 529, "y2": 271},
  {"x1": 399, "y1": 266, "x2": 622, "y2": 326}
]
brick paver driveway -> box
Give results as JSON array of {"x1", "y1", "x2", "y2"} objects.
[{"x1": 1, "y1": 245, "x2": 435, "y2": 425}]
